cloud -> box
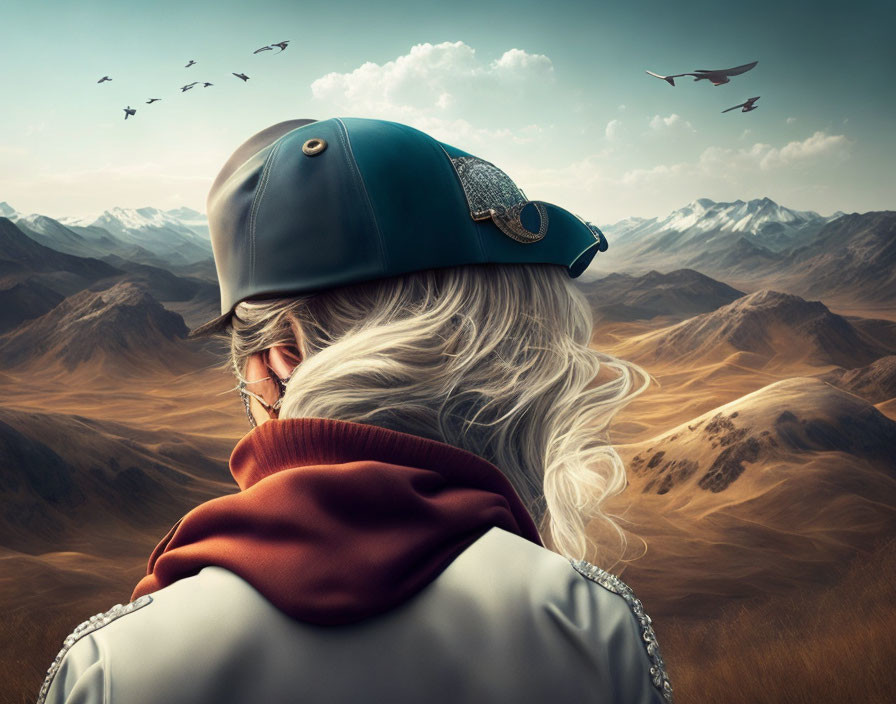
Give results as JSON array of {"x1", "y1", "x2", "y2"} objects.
[
  {"x1": 786, "y1": 117, "x2": 797, "y2": 124},
  {"x1": 311, "y1": 41, "x2": 552, "y2": 115},
  {"x1": 605, "y1": 119, "x2": 622, "y2": 140},
  {"x1": 755, "y1": 131, "x2": 850, "y2": 170},
  {"x1": 648, "y1": 113, "x2": 694, "y2": 133},
  {"x1": 310, "y1": 41, "x2": 557, "y2": 149}
]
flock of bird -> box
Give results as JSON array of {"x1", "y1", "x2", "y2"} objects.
[
  {"x1": 105, "y1": 50, "x2": 759, "y2": 122},
  {"x1": 645, "y1": 60, "x2": 761, "y2": 114},
  {"x1": 97, "y1": 41, "x2": 290, "y2": 119}
]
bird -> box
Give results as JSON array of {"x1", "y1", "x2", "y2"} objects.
[
  {"x1": 722, "y1": 96, "x2": 760, "y2": 113},
  {"x1": 146, "y1": 98, "x2": 161, "y2": 104},
  {"x1": 233, "y1": 72, "x2": 250, "y2": 81},
  {"x1": 181, "y1": 82, "x2": 199, "y2": 92},
  {"x1": 123, "y1": 106, "x2": 136, "y2": 120},
  {"x1": 253, "y1": 45, "x2": 273, "y2": 54},
  {"x1": 202, "y1": 82, "x2": 213, "y2": 87},
  {"x1": 646, "y1": 61, "x2": 758, "y2": 87},
  {"x1": 270, "y1": 40, "x2": 289, "y2": 53},
  {"x1": 97, "y1": 76, "x2": 112, "y2": 83},
  {"x1": 185, "y1": 59, "x2": 197, "y2": 68}
]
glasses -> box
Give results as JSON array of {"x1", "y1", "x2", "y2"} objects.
[{"x1": 237, "y1": 371, "x2": 293, "y2": 428}]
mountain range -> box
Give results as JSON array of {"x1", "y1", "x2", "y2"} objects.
[
  {"x1": 589, "y1": 197, "x2": 895, "y2": 306},
  {"x1": 0, "y1": 202, "x2": 212, "y2": 268}
]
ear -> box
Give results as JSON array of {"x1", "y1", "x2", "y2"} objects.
[{"x1": 263, "y1": 344, "x2": 303, "y2": 380}]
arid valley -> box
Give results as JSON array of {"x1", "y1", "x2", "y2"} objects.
[{"x1": 1, "y1": 198, "x2": 894, "y2": 703}]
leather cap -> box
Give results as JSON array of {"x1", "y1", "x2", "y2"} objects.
[{"x1": 189, "y1": 117, "x2": 608, "y2": 337}]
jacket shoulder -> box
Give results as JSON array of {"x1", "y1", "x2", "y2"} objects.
[
  {"x1": 37, "y1": 595, "x2": 154, "y2": 704},
  {"x1": 569, "y1": 559, "x2": 674, "y2": 704}
]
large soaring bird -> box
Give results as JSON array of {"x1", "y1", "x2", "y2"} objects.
[
  {"x1": 233, "y1": 72, "x2": 250, "y2": 81},
  {"x1": 646, "y1": 61, "x2": 758, "y2": 87},
  {"x1": 722, "y1": 96, "x2": 761, "y2": 113},
  {"x1": 97, "y1": 76, "x2": 112, "y2": 83},
  {"x1": 123, "y1": 106, "x2": 136, "y2": 119}
]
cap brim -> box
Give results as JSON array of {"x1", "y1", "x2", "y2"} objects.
[{"x1": 187, "y1": 311, "x2": 233, "y2": 338}]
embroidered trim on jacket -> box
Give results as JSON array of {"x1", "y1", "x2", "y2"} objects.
[
  {"x1": 37, "y1": 595, "x2": 153, "y2": 704},
  {"x1": 569, "y1": 559, "x2": 674, "y2": 703}
]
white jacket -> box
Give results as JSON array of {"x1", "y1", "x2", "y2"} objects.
[{"x1": 39, "y1": 526, "x2": 673, "y2": 703}]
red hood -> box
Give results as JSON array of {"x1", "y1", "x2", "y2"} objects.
[{"x1": 132, "y1": 417, "x2": 543, "y2": 625}]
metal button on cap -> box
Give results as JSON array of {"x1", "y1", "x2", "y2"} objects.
[{"x1": 302, "y1": 138, "x2": 327, "y2": 156}]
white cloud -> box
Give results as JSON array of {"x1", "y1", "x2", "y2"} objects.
[
  {"x1": 621, "y1": 162, "x2": 686, "y2": 186},
  {"x1": 786, "y1": 117, "x2": 797, "y2": 124},
  {"x1": 756, "y1": 131, "x2": 849, "y2": 170},
  {"x1": 490, "y1": 48, "x2": 553, "y2": 75},
  {"x1": 648, "y1": 113, "x2": 694, "y2": 133},
  {"x1": 312, "y1": 41, "x2": 552, "y2": 113},
  {"x1": 310, "y1": 41, "x2": 556, "y2": 148},
  {"x1": 605, "y1": 119, "x2": 622, "y2": 140}
]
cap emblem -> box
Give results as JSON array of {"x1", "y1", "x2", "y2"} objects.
[{"x1": 448, "y1": 154, "x2": 548, "y2": 243}]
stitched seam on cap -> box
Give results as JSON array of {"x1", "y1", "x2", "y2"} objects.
[
  {"x1": 334, "y1": 118, "x2": 388, "y2": 271},
  {"x1": 248, "y1": 139, "x2": 284, "y2": 287}
]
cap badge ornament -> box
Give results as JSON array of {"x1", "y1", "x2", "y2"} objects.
[{"x1": 447, "y1": 154, "x2": 548, "y2": 244}]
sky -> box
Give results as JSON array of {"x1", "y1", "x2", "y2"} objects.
[{"x1": 1, "y1": 0, "x2": 893, "y2": 225}]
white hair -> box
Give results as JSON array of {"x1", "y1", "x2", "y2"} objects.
[{"x1": 222, "y1": 263, "x2": 651, "y2": 563}]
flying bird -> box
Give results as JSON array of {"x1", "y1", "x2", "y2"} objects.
[
  {"x1": 97, "y1": 76, "x2": 112, "y2": 83},
  {"x1": 202, "y1": 82, "x2": 213, "y2": 87},
  {"x1": 185, "y1": 59, "x2": 197, "y2": 68},
  {"x1": 146, "y1": 98, "x2": 161, "y2": 104},
  {"x1": 123, "y1": 106, "x2": 136, "y2": 120},
  {"x1": 722, "y1": 96, "x2": 760, "y2": 113},
  {"x1": 253, "y1": 45, "x2": 273, "y2": 54},
  {"x1": 233, "y1": 72, "x2": 250, "y2": 81},
  {"x1": 271, "y1": 40, "x2": 289, "y2": 52},
  {"x1": 646, "y1": 61, "x2": 758, "y2": 87},
  {"x1": 181, "y1": 82, "x2": 199, "y2": 92}
]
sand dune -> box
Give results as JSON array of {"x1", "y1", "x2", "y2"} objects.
[{"x1": 601, "y1": 377, "x2": 896, "y2": 619}]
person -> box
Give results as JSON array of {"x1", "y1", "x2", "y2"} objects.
[{"x1": 38, "y1": 117, "x2": 673, "y2": 703}]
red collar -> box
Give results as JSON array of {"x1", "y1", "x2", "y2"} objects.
[{"x1": 133, "y1": 417, "x2": 542, "y2": 624}]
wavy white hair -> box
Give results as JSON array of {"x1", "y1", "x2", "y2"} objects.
[{"x1": 220, "y1": 263, "x2": 651, "y2": 563}]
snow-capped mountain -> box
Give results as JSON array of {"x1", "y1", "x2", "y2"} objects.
[
  {"x1": 61, "y1": 206, "x2": 212, "y2": 264},
  {"x1": 0, "y1": 201, "x2": 18, "y2": 218},
  {"x1": 602, "y1": 197, "x2": 843, "y2": 253}
]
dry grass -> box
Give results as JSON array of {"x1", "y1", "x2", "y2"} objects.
[{"x1": 656, "y1": 536, "x2": 896, "y2": 704}]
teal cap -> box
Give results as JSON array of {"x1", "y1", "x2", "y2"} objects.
[{"x1": 189, "y1": 116, "x2": 608, "y2": 337}]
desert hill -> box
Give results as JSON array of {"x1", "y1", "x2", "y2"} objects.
[
  {"x1": 780, "y1": 211, "x2": 896, "y2": 304},
  {"x1": 0, "y1": 406, "x2": 233, "y2": 556},
  {"x1": 821, "y1": 355, "x2": 896, "y2": 405},
  {"x1": 613, "y1": 289, "x2": 892, "y2": 368},
  {"x1": 0, "y1": 281, "x2": 211, "y2": 373},
  {"x1": 576, "y1": 269, "x2": 745, "y2": 322},
  {"x1": 603, "y1": 377, "x2": 896, "y2": 618}
]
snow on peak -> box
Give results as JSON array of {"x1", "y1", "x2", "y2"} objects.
[
  {"x1": 0, "y1": 202, "x2": 18, "y2": 218},
  {"x1": 658, "y1": 197, "x2": 823, "y2": 235}
]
